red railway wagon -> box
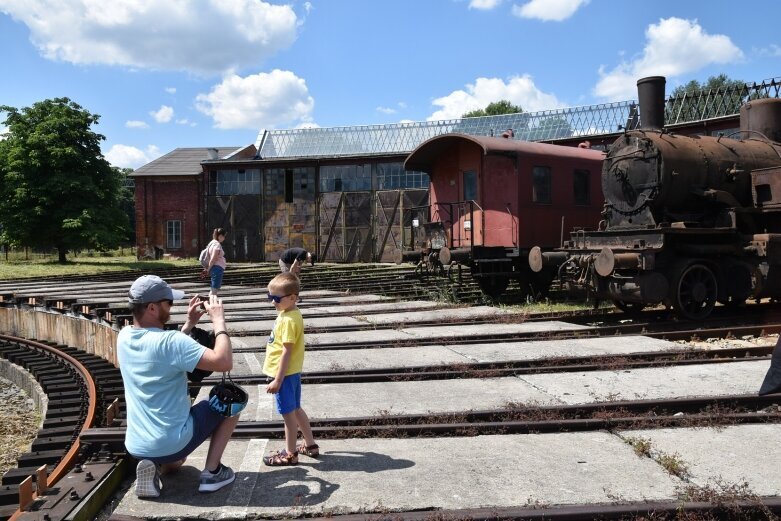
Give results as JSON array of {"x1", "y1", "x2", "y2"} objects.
[{"x1": 399, "y1": 133, "x2": 605, "y2": 299}]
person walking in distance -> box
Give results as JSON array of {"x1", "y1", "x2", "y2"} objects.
[
  {"x1": 202, "y1": 228, "x2": 227, "y2": 296},
  {"x1": 279, "y1": 247, "x2": 314, "y2": 275},
  {"x1": 262, "y1": 272, "x2": 319, "y2": 465},
  {"x1": 118, "y1": 275, "x2": 238, "y2": 498}
]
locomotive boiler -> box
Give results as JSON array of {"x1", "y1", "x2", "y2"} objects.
[
  {"x1": 530, "y1": 75, "x2": 781, "y2": 319},
  {"x1": 399, "y1": 133, "x2": 605, "y2": 299}
]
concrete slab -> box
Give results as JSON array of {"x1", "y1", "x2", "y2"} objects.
[
  {"x1": 360, "y1": 305, "x2": 522, "y2": 325},
  {"x1": 307, "y1": 321, "x2": 590, "y2": 347},
  {"x1": 212, "y1": 316, "x2": 368, "y2": 333},
  {"x1": 520, "y1": 360, "x2": 770, "y2": 404},
  {"x1": 305, "y1": 301, "x2": 443, "y2": 315},
  {"x1": 231, "y1": 336, "x2": 688, "y2": 376},
  {"x1": 113, "y1": 432, "x2": 682, "y2": 519},
  {"x1": 288, "y1": 377, "x2": 560, "y2": 419},
  {"x1": 448, "y1": 336, "x2": 686, "y2": 363},
  {"x1": 226, "y1": 360, "x2": 771, "y2": 420},
  {"x1": 620, "y1": 424, "x2": 781, "y2": 496}
]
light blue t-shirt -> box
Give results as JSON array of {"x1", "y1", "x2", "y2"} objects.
[{"x1": 117, "y1": 326, "x2": 206, "y2": 457}]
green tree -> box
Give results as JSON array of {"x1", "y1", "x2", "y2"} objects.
[
  {"x1": 116, "y1": 167, "x2": 136, "y2": 243},
  {"x1": 666, "y1": 74, "x2": 755, "y2": 123},
  {"x1": 0, "y1": 98, "x2": 130, "y2": 263},
  {"x1": 462, "y1": 100, "x2": 523, "y2": 118}
]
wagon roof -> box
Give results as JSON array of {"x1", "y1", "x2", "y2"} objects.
[{"x1": 404, "y1": 133, "x2": 605, "y2": 174}]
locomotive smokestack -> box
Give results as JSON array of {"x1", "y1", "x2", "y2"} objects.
[{"x1": 637, "y1": 76, "x2": 666, "y2": 130}]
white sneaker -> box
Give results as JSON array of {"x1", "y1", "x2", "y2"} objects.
[
  {"x1": 198, "y1": 464, "x2": 235, "y2": 493},
  {"x1": 135, "y1": 459, "x2": 162, "y2": 498}
]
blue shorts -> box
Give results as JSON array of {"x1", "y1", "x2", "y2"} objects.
[
  {"x1": 131, "y1": 401, "x2": 223, "y2": 464},
  {"x1": 210, "y1": 265, "x2": 224, "y2": 290},
  {"x1": 274, "y1": 373, "x2": 302, "y2": 415}
]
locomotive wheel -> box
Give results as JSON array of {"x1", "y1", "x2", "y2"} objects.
[
  {"x1": 477, "y1": 276, "x2": 509, "y2": 300},
  {"x1": 674, "y1": 263, "x2": 718, "y2": 320}
]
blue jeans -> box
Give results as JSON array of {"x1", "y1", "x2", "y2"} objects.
[
  {"x1": 210, "y1": 265, "x2": 224, "y2": 290},
  {"x1": 129, "y1": 401, "x2": 223, "y2": 464}
]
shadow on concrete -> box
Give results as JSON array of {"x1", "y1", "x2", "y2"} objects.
[
  {"x1": 304, "y1": 450, "x2": 416, "y2": 473},
  {"x1": 153, "y1": 450, "x2": 414, "y2": 509}
]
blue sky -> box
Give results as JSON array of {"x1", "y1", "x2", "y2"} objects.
[{"x1": 1, "y1": 0, "x2": 780, "y2": 169}]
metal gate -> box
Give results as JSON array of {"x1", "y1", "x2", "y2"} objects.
[
  {"x1": 206, "y1": 195, "x2": 262, "y2": 261},
  {"x1": 375, "y1": 189, "x2": 429, "y2": 262}
]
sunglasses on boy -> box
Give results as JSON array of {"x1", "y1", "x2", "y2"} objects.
[{"x1": 266, "y1": 293, "x2": 293, "y2": 303}]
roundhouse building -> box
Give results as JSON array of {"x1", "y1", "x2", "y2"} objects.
[{"x1": 131, "y1": 79, "x2": 772, "y2": 263}]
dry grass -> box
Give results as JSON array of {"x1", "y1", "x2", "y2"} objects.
[{"x1": 0, "y1": 380, "x2": 40, "y2": 477}]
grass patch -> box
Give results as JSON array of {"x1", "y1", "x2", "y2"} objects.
[
  {"x1": 498, "y1": 299, "x2": 609, "y2": 314},
  {"x1": 0, "y1": 255, "x2": 197, "y2": 280}
]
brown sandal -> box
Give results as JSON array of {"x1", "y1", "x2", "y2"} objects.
[
  {"x1": 297, "y1": 443, "x2": 320, "y2": 458},
  {"x1": 263, "y1": 449, "x2": 298, "y2": 466}
]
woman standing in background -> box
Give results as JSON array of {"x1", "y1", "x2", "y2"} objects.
[{"x1": 203, "y1": 228, "x2": 227, "y2": 296}]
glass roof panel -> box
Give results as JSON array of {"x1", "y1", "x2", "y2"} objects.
[{"x1": 258, "y1": 77, "x2": 780, "y2": 159}]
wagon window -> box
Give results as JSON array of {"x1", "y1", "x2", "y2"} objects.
[
  {"x1": 166, "y1": 220, "x2": 181, "y2": 249},
  {"x1": 532, "y1": 166, "x2": 551, "y2": 204},
  {"x1": 463, "y1": 170, "x2": 477, "y2": 201},
  {"x1": 573, "y1": 169, "x2": 590, "y2": 205}
]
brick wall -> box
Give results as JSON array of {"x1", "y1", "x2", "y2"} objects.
[{"x1": 135, "y1": 176, "x2": 203, "y2": 259}]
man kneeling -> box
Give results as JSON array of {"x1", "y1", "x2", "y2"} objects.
[{"x1": 118, "y1": 275, "x2": 239, "y2": 498}]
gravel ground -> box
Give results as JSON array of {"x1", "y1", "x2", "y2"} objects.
[{"x1": 0, "y1": 377, "x2": 40, "y2": 477}]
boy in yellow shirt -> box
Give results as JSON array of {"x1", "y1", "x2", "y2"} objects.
[{"x1": 262, "y1": 272, "x2": 319, "y2": 465}]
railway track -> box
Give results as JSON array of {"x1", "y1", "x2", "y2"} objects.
[{"x1": 2, "y1": 272, "x2": 781, "y2": 519}]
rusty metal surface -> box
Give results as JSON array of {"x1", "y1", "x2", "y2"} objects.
[
  {"x1": 752, "y1": 166, "x2": 781, "y2": 209},
  {"x1": 741, "y1": 97, "x2": 781, "y2": 143},
  {"x1": 603, "y1": 131, "x2": 781, "y2": 223}
]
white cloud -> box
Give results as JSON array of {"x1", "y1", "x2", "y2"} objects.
[
  {"x1": 125, "y1": 120, "x2": 149, "y2": 129},
  {"x1": 150, "y1": 105, "x2": 174, "y2": 123},
  {"x1": 469, "y1": 0, "x2": 502, "y2": 10},
  {"x1": 397, "y1": 101, "x2": 408, "y2": 109},
  {"x1": 195, "y1": 70, "x2": 314, "y2": 130},
  {"x1": 298, "y1": 122, "x2": 319, "y2": 129},
  {"x1": 175, "y1": 118, "x2": 196, "y2": 127},
  {"x1": 758, "y1": 44, "x2": 781, "y2": 57},
  {"x1": 165, "y1": 87, "x2": 176, "y2": 94},
  {"x1": 104, "y1": 144, "x2": 161, "y2": 169},
  {"x1": 594, "y1": 17, "x2": 744, "y2": 101},
  {"x1": 512, "y1": 0, "x2": 588, "y2": 21},
  {"x1": 428, "y1": 75, "x2": 564, "y2": 120},
  {"x1": 0, "y1": 0, "x2": 298, "y2": 75},
  {"x1": 0, "y1": 125, "x2": 7, "y2": 140},
  {"x1": 376, "y1": 106, "x2": 397, "y2": 115}
]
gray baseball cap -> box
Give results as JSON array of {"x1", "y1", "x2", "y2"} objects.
[{"x1": 128, "y1": 275, "x2": 185, "y2": 304}]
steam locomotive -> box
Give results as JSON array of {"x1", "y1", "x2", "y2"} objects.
[{"x1": 530, "y1": 76, "x2": 781, "y2": 319}]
